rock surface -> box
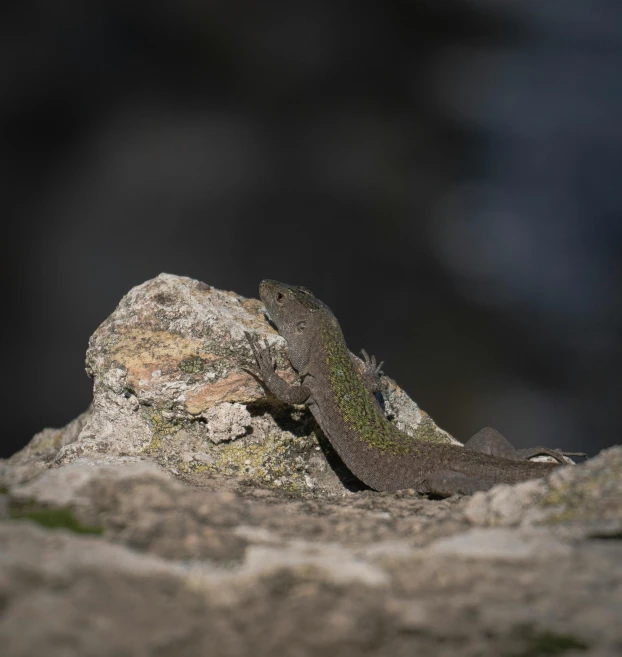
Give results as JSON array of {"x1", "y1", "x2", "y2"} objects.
[
  {"x1": 1, "y1": 274, "x2": 621, "y2": 657},
  {"x1": 36, "y1": 273, "x2": 456, "y2": 495}
]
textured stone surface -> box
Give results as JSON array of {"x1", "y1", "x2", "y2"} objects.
[
  {"x1": 8, "y1": 273, "x2": 456, "y2": 495},
  {"x1": 1, "y1": 449, "x2": 622, "y2": 656},
  {"x1": 465, "y1": 445, "x2": 622, "y2": 539},
  {"x1": 1, "y1": 275, "x2": 621, "y2": 656}
]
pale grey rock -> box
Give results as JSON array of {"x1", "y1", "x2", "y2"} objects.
[
  {"x1": 2, "y1": 449, "x2": 622, "y2": 655},
  {"x1": 2, "y1": 511, "x2": 621, "y2": 656},
  {"x1": 465, "y1": 446, "x2": 622, "y2": 538},
  {"x1": 240, "y1": 541, "x2": 390, "y2": 588},
  {"x1": 9, "y1": 273, "x2": 455, "y2": 494},
  {"x1": 1, "y1": 275, "x2": 621, "y2": 656},
  {"x1": 204, "y1": 402, "x2": 252, "y2": 443},
  {"x1": 10, "y1": 460, "x2": 168, "y2": 509},
  {"x1": 1, "y1": 409, "x2": 93, "y2": 489},
  {"x1": 464, "y1": 479, "x2": 547, "y2": 527},
  {"x1": 9, "y1": 408, "x2": 91, "y2": 467},
  {"x1": 429, "y1": 527, "x2": 572, "y2": 560},
  {"x1": 374, "y1": 373, "x2": 460, "y2": 446}
]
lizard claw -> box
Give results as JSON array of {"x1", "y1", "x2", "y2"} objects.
[
  {"x1": 243, "y1": 331, "x2": 261, "y2": 376},
  {"x1": 361, "y1": 349, "x2": 384, "y2": 376},
  {"x1": 245, "y1": 331, "x2": 276, "y2": 375}
]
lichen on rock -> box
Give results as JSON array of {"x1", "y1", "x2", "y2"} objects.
[
  {"x1": 465, "y1": 446, "x2": 622, "y2": 538},
  {"x1": 1, "y1": 274, "x2": 621, "y2": 657},
  {"x1": 14, "y1": 273, "x2": 455, "y2": 494}
]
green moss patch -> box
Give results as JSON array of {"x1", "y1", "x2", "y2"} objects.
[
  {"x1": 141, "y1": 406, "x2": 186, "y2": 454},
  {"x1": 9, "y1": 506, "x2": 103, "y2": 535},
  {"x1": 191, "y1": 433, "x2": 314, "y2": 492},
  {"x1": 178, "y1": 355, "x2": 208, "y2": 374},
  {"x1": 509, "y1": 628, "x2": 588, "y2": 657}
]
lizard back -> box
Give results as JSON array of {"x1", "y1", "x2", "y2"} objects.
[
  {"x1": 257, "y1": 279, "x2": 558, "y2": 494},
  {"x1": 306, "y1": 316, "x2": 556, "y2": 492}
]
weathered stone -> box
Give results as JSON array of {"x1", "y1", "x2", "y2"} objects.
[
  {"x1": 429, "y1": 527, "x2": 572, "y2": 560},
  {"x1": 8, "y1": 408, "x2": 91, "y2": 467},
  {"x1": 1, "y1": 275, "x2": 621, "y2": 656},
  {"x1": 10, "y1": 273, "x2": 455, "y2": 494},
  {"x1": 1, "y1": 448, "x2": 621, "y2": 656},
  {"x1": 465, "y1": 445, "x2": 622, "y2": 538},
  {"x1": 1, "y1": 491, "x2": 621, "y2": 656}
]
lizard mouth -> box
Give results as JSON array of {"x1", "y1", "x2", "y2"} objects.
[{"x1": 262, "y1": 311, "x2": 278, "y2": 332}]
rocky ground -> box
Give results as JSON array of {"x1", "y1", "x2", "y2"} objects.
[{"x1": 1, "y1": 274, "x2": 621, "y2": 657}]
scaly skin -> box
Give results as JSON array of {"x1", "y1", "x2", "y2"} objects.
[{"x1": 246, "y1": 280, "x2": 569, "y2": 496}]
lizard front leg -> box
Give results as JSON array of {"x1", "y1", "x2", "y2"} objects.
[
  {"x1": 351, "y1": 349, "x2": 385, "y2": 413},
  {"x1": 356, "y1": 349, "x2": 384, "y2": 395},
  {"x1": 245, "y1": 332, "x2": 311, "y2": 405}
]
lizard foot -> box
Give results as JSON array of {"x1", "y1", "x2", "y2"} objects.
[
  {"x1": 359, "y1": 349, "x2": 384, "y2": 396},
  {"x1": 360, "y1": 349, "x2": 384, "y2": 377},
  {"x1": 244, "y1": 331, "x2": 277, "y2": 380}
]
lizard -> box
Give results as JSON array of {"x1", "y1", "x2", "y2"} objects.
[{"x1": 245, "y1": 280, "x2": 582, "y2": 497}]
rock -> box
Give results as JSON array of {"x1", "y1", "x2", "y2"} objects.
[
  {"x1": 10, "y1": 273, "x2": 456, "y2": 494},
  {"x1": 429, "y1": 527, "x2": 572, "y2": 560},
  {"x1": 465, "y1": 446, "x2": 622, "y2": 538},
  {"x1": 8, "y1": 408, "x2": 91, "y2": 467},
  {"x1": 1, "y1": 274, "x2": 621, "y2": 656},
  {"x1": 2, "y1": 474, "x2": 621, "y2": 656}
]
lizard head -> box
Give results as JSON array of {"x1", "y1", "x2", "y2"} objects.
[
  {"x1": 259, "y1": 279, "x2": 341, "y2": 371},
  {"x1": 259, "y1": 279, "x2": 328, "y2": 329}
]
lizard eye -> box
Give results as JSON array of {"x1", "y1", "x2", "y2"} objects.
[
  {"x1": 296, "y1": 321, "x2": 306, "y2": 332},
  {"x1": 276, "y1": 292, "x2": 285, "y2": 304},
  {"x1": 297, "y1": 286, "x2": 314, "y2": 296}
]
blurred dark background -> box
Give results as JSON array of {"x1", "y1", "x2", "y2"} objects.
[{"x1": 3, "y1": 1, "x2": 621, "y2": 459}]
